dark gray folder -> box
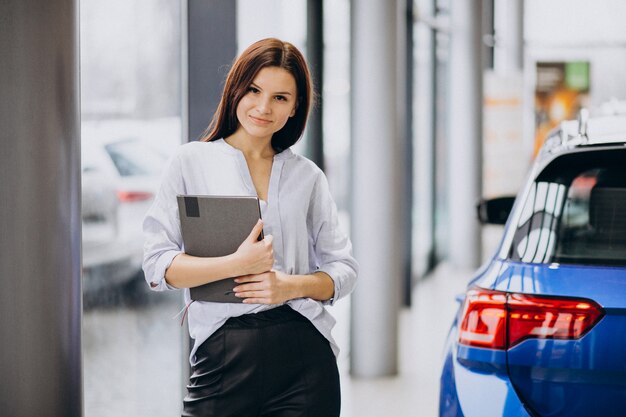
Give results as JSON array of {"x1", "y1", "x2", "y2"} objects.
[{"x1": 176, "y1": 195, "x2": 263, "y2": 302}]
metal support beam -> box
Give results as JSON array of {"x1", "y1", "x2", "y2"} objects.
[
  {"x1": 0, "y1": 1, "x2": 82, "y2": 416},
  {"x1": 182, "y1": 0, "x2": 237, "y2": 395},
  {"x1": 350, "y1": 0, "x2": 402, "y2": 377},
  {"x1": 187, "y1": 0, "x2": 237, "y2": 141},
  {"x1": 306, "y1": 0, "x2": 325, "y2": 171},
  {"x1": 447, "y1": 0, "x2": 483, "y2": 269},
  {"x1": 401, "y1": 0, "x2": 414, "y2": 306}
]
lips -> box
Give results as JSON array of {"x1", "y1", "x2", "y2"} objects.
[{"x1": 249, "y1": 115, "x2": 272, "y2": 125}]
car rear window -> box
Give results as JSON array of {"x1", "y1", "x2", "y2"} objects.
[{"x1": 509, "y1": 149, "x2": 626, "y2": 266}]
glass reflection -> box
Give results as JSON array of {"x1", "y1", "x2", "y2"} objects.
[
  {"x1": 509, "y1": 152, "x2": 626, "y2": 266},
  {"x1": 81, "y1": 1, "x2": 183, "y2": 415}
]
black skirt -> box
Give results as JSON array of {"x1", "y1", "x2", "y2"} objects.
[{"x1": 182, "y1": 305, "x2": 340, "y2": 417}]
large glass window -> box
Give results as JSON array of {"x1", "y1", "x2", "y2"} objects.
[{"x1": 81, "y1": 1, "x2": 183, "y2": 416}]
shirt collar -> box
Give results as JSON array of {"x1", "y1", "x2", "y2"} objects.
[{"x1": 215, "y1": 138, "x2": 294, "y2": 161}]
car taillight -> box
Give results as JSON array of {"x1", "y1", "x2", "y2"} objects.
[
  {"x1": 117, "y1": 191, "x2": 153, "y2": 202},
  {"x1": 507, "y1": 293, "x2": 604, "y2": 346},
  {"x1": 459, "y1": 287, "x2": 604, "y2": 350},
  {"x1": 459, "y1": 288, "x2": 508, "y2": 349}
]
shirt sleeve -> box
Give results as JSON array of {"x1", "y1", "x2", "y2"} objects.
[
  {"x1": 142, "y1": 150, "x2": 185, "y2": 291},
  {"x1": 308, "y1": 171, "x2": 359, "y2": 305}
]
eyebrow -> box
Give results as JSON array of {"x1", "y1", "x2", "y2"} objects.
[{"x1": 251, "y1": 82, "x2": 293, "y2": 96}]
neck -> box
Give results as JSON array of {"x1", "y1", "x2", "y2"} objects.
[{"x1": 225, "y1": 129, "x2": 275, "y2": 159}]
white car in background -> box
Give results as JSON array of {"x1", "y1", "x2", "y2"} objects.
[{"x1": 81, "y1": 135, "x2": 166, "y2": 294}]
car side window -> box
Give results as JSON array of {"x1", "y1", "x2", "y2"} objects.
[
  {"x1": 105, "y1": 140, "x2": 164, "y2": 177},
  {"x1": 510, "y1": 181, "x2": 566, "y2": 263}
]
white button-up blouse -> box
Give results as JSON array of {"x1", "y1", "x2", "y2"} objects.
[{"x1": 142, "y1": 139, "x2": 358, "y2": 364}]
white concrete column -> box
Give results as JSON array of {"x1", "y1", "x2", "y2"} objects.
[
  {"x1": 447, "y1": 0, "x2": 484, "y2": 269},
  {"x1": 350, "y1": 0, "x2": 403, "y2": 377},
  {"x1": 494, "y1": 0, "x2": 524, "y2": 74}
]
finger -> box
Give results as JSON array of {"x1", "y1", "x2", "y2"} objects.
[
  {"x1": 234, "y1": 289, "x2": 266, "y2": 299},
  {"x1": 235, "y1": 276, "x2": 271, "y2": 291},
  {"x1": 242, "y1": 298, "x2": 271, "y2": 304},
  {"x1": 234, "y1": 272, "x2": 268, "y2": 284},
  {"x1": 245, "y1": 220, "x2": 264, "y2": 243},
  {"x1": 238, "y1": 293, "x2": 275, "y2": 304},
  {"x1": 234, "y1": 275, "x2": 257, "y2": 284},
  {"x1": 233, "y1": 283, "x2": 261, "y2": 293},
  {"x1": 264, "y1": 234, "x2": 273, "y2": 246}
]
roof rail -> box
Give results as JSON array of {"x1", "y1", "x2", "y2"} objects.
[
  {"x1": 578, "y1": 108, "x2": 589, "y2": 143},
  {"x1": 540, "y1": 109, "x2": 626, "y2": 158}
]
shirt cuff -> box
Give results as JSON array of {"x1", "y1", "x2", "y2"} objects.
[
  {"x1": 317, "y1": 265, "x2": 342, "y2": 306},
  {"x1": 149, "y1": 250, "x2": 181, "y2": 291}
]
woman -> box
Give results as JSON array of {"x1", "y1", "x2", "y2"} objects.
[{"x1": 142, "y1": 38, "x2": 358, "y2": 417}]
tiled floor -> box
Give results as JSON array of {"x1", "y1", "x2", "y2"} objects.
[{"x1": 334, "y1": 263, "x2": 473, "y2": 417}]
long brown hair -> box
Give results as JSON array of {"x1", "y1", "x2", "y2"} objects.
[{"x1": 201, "y1": 38, "x2": 314, "y2": 153}]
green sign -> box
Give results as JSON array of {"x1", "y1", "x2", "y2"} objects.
[{"x1": 565, "y1": 61, "x2": 590, "y2": 91}]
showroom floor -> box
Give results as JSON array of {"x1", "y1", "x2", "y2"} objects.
[{"x1": 335, "y1": 263, "x2": 471, "y2": 417}]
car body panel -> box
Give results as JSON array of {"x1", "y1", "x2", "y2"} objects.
[
  {"x1": 493, "y1": 262, "x2": 626, "y2": 309},
  {"x1": 440, "y1": 301, "x2": 534, "y2": 417},
  {"x1": 495, "y1": 261, "x2": 626, "y2": 417},
  {"x1": 441, "y1": 258, "x2": 626, "y2": 417}
]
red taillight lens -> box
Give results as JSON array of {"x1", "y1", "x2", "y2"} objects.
[
  {"x1": 458, "y1": 287, "x2": 604, "y2": 350},
  {"x1": 459, "y1": 288, "x2": 507, "y2": 349},
  {"x1": 117, "y1": 191, "x2": 153, "y2": 202},
  {"x1": 507, "y1": 294, "x2": 604, "y2": 347}
]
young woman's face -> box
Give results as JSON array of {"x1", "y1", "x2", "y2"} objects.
[{"x1": 235, "y1": 66, "x2": 297, "y2": 142}]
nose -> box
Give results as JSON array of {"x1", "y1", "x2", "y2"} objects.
[{"x1": 256, "y1": 96, "x2": 271, "y2": 115}]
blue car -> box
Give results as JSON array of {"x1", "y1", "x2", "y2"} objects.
[{"x1": 439, "y1": 112, "x2": 626, "y2": 417}]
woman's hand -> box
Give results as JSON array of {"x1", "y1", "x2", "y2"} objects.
[
  {"x1": 233, "y1": 270, "x2": 294, "y2": 304},
  {"x1": 234, "y1": 220, "x2": 274, "y2": 276}
]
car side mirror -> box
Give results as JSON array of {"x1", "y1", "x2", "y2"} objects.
[{"x1": 476, "y1": 196, "x2": 515, "y2": 225}]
